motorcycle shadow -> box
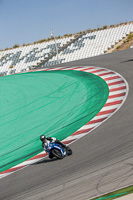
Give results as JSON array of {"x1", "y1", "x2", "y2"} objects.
[{"x1": 34, "y1": 157, "x2": 58, "y2": 165}]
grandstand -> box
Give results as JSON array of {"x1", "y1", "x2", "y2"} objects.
[
  {"x1": 45, "y1": 23, "x2": 133, "y2": 67},
  {"x1": 0, "y1": 22, "x2": 133, "y2": 76},
  {"x1": 0, "y1": 36, "x2": 74, "y2": 76}
]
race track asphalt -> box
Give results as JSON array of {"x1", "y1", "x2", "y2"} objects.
[{"x1": 0, "y1": 48, "x2": 133, "y2": 200}]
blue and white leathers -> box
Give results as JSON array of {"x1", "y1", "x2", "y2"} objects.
[{"x1": 44, "y1": 142, "x2": 68, "y2": 158}]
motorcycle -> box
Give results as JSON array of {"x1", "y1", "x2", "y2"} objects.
[{"x1": 44, "y1": 142, "x2": 72, "y2": 159}]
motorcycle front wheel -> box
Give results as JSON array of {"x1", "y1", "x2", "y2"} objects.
[
  {"x1": 51, "y1": 148, "x2": 64, "y2": 159},
  {"x1": 67, "y1": 147, "x2": 72, "y2": 155}
]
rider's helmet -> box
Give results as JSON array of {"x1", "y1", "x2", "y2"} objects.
[{"x1": 40, "y1": 135, "x2": 46, "y2": 142}]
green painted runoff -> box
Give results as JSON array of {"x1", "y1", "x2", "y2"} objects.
[{"x1": 0, "y1": 70, "x2": 109, "y2": 172}]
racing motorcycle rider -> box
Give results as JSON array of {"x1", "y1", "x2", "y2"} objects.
[{"x1": 40, "y1": 135, "x2": 68, "y2": 158}]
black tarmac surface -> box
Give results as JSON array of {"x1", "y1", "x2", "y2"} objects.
[{"x1": 0, "y1": 49, "x2": 133, "y2": 200}]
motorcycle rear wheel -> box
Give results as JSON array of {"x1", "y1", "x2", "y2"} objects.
[{"x1": 51, "y1": 148, "x2": 64, "y2": 159}]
